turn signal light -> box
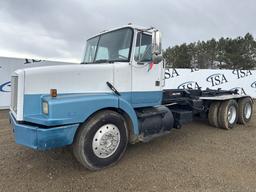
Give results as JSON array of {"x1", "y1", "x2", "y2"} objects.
[
  {"x1": 42, "y1": 101, "x2": 49, "y2": 114},
  {"x1": 50, "y1": 89, "x2": 57, "y2": 97}
]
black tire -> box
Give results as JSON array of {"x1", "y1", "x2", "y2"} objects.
[
  {"x1": 237, "y1": 97, "x2": 253, "y2": 124},
  {"x1": 208, "y1": 101, "x2": 221, "y2": 127},
  {"x1": 73, "y1": 110, "x2": 128, "y2": 170},
  {"x1": 218, "y1": 99, "x2": 238, "y2": 130}
]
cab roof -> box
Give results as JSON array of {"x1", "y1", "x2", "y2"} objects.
[{"x1": 87, "y1": 24, "x2": 153, "y2": 40}]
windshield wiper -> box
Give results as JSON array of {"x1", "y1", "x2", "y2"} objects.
[{"x1": 94, "y1": 59, "x2": 114, "y2": 63}]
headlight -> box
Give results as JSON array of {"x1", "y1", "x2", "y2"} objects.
[{"x1": 42, "y1": 101, "x2": 49, "y2": 114}]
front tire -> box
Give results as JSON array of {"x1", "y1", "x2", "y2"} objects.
[
  {"x1": 237, "y1": 97, "x2": 253, "y2": 124},
  {"x1": 73, "y1": 110, "x2": 128, "y2": 170}
]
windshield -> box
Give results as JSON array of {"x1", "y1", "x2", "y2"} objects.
[{"x1": 83, "y1": 28, "x2": 133, "y2": 63}]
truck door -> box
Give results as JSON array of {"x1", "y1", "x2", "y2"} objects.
[
  {"x1": 111, "y1": 28, "x2": 133, "y2": 103},
  {"x1": 131, "y1": 32, "x2": 163, "y2": 108}
]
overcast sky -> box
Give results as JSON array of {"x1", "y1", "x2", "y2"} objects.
[{"x1": 0, "y1": 0, "x2": 255, "y2": 62}]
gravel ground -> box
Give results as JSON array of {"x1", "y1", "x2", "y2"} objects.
[{"x1": 1, "y1": 108, "x2": 256, "y2": 192}]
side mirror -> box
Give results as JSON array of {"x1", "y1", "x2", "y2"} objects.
[
  {"x1": 152, "y1": 30, "x2": 162, "y2": 55},
  {"x1": 152, "y1": 30, "x2": 162, "y2": 64}
]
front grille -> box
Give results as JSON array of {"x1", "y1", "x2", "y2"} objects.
[{"x1": 11, "y1": 76, "x2": 18, "y2": 113}]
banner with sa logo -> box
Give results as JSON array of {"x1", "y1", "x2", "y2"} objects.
[{"x1": 164, "y1": 68, "x2": 255, "y2": 97}]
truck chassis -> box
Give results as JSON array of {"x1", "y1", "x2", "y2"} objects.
[
  {"x1": 132, "y1": 88, "x2": 252, "y2": 144},
  {"x1": 163, "y1": 88, "x2": 252, "y2": 129}
]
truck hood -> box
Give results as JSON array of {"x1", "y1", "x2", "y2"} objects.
[
  {"x1": 11, "y1": 64, "x2": 115, "y2": 121},
  {"x1": 22, "y1": 64, "x2": 114, "y2": 95}
]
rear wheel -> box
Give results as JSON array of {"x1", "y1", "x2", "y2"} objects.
[
  {"x1": 237, "y1": 97, "x2": 253, "y2": 124},
  {"x1": 73, "y1": 110, "x2": 128, "y2": 170},
  {"x1": 218, "y1": 99, "x2": 238, "y2": 130},
  {"x1": 208, "y1": 101, "x2": 221, "y2": 127}
]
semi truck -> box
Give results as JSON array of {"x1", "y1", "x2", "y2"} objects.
[{"x1": 9, "y1": 25, "x2": 253, "y2": 170}]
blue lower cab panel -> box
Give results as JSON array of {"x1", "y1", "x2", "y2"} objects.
[{"x1": 9, "y1": 112, "x2": 79, "y2": 150}]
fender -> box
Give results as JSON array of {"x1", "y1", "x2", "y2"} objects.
[
  {"x1": 24, "y1": 93, "x2": 119, "y2": 126},
  {"x1": 23, "y1": 93, "x2": 139, "y2": 136},
  {"x1": 118, "y1": 96, "x2": 139, "y2": 135}
]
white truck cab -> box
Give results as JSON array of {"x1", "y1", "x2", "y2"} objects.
[{"x1": 9, "y1": 25, "x2": 253, "y2": 170}]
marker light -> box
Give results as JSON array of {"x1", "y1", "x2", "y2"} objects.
[
  {"x1": 42, "y1": 101, "x2": 49, "y2": 115},
  {"x1": 50, "y1": 89, "x2": 57, "y2": 97}
]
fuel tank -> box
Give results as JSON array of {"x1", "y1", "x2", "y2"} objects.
[{"x1": 136, "y1": 106, "x2": 174, "y2": 136}]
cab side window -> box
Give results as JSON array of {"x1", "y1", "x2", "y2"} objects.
[{"x1": 134, "y1": 33, "x2": 152, "y2": 62}]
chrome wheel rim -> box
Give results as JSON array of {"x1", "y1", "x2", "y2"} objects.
[
  {"x1": 92, "y1": 124, "x2": 120, "y2": 159},
  {"x1": 228, "y1": 106, "x2": 237, "y2": 124},
  {"x1": 244, "y1": 103, "x2": 252, "y2": 119}
]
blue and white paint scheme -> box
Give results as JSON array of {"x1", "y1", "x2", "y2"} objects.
[{"x1": 9, "y1": 25, "x2": 165, "y2": 150}]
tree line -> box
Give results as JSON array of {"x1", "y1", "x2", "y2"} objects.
[{"x1": 163, "y1": 33, "x2": 256, "y2": 69}]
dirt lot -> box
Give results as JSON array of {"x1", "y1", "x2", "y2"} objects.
[{"x1": 1, "y1": 109, "x2": 256, "y2": 192}]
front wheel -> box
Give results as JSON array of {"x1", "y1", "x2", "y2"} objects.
[{"x1": 73, "y1": 110, "x2": 128, "y2": 170}]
